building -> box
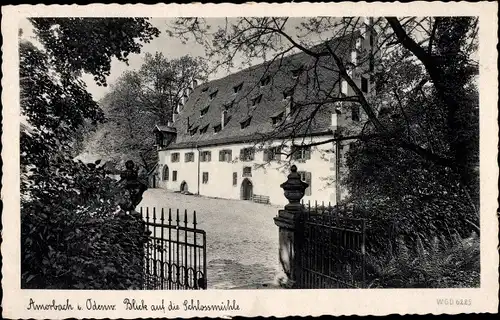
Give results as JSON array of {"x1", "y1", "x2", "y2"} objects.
[{"x1": 153, "y1": 24, "x2": 377, "y2": 206}]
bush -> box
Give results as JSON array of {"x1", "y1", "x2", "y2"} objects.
[
  {"x1": 365, "y1": 232, "x2": 480, "y2": 288},
  {"x1": 21, "y1": 157, "x2": 150, "y2": 289}
]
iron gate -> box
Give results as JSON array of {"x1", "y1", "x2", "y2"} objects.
[
  {"x1": 140, "y1": 207, "x2": 207, "y2": 290},
  {"x1": 297, "y1": 202, "x2": 366, "y2": 288}
]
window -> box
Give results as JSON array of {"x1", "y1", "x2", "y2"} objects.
[
  {"x1": 200, "y1": 124, "x2": 209, "y2": 134},
  {"x1": 240, "y1": 147, "x2": 255, "y2": 161},
  {"x1": 219, "y1": 149, "x2": 232, "y2": 162},
  {"x1": 251, "y1": 94, "x2": 263, "y2": 106},
  {"x1": 291, "y1": 145, "x2": 311, "y2": 161},
  {"x1": 243, "y1": 166, "x2": 252, "y2": 177},
  {"x1": 202, "y1": 172, "x2": 209, "y2": 184},
  {"x1": 200, "y1": 151, "x2": 211, "y2": 162},
  {"x1": 298, "y1": 171, "x2": 312, "y2": 196},
  {"x1": 283, "y1": 88, "x2": 294, "y2": 100},
  {"x1": 361, "y1": 76, "x2": 369, "y2": 93},
  {"x1": 232, "y1": 172, "x2": 237, "y2": 186},
  {"x1": 240, "y1": 116, "x2": 252, "y2": 129},
  {"x1": 171, "y1": 152, "x2": 180, "y2": 162},
  {"x1": 185, "y1": 152, "x2": 195, "y2": 162},
  {"x1": 201, "y1": 106, "x2": 209, "y2": 117},
  {"x1": 264, "y1": 146, "x2": 281, "y2": 161},
  {"x1": 213, "y1": 124, "x2": 222, "y2": 133},
  {"x1": 352, "y1": 105, "x2": 360, "y2": 121},
  {"x1": 260, "y1": 76, "x2": 271, "y2": 86},
  {"x1": 162, "y1": 165, "x2": 169, "y2": 181},
  {"x1": 271, "y1": 112, "x2": 284, "y2": 125},
  {"x1": 172, "y1": 170, "x2": 178, "y2": 182},
  {"x1": 209, "y1": 90, "x2": 218, "y2": 100},
  {"x1": 233, "y1": 83, "x2": 243, "y2": 93}
]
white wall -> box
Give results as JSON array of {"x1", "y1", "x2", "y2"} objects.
[{"x1": 157, "y1": 134, "x2": 354, "y2": 207}]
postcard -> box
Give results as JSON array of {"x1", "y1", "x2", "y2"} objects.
[{"x1": 2, "y1": 2, "x2": 498, "y2": 318}]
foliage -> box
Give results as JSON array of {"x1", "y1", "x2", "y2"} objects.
[
  {"x1": 366, "y1": 232, "x2": 480, "y2": 288},
  {"x1": 30, "y1": 18, "x2": 160, "y2": 86},
  {"x1": 21, "y1": 18, "x2": 158, "y2": 289},
  {"x1": 83, "y1": 53, "x2": 207, "y2": 171},
  {"x1": 342, "y1": 17, "x2": 479, "y2": 254},
  {"x1": 21, "y1": 157, "x2": 149, "y2": 289}
]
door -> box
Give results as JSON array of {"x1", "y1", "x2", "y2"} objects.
[{"x1": 240, "y1": 178, "x2": 253, "y2": 200}]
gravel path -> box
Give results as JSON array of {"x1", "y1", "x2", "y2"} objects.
[{"x1": 139, "y1": 189, "x2": 281, "y2": 289}]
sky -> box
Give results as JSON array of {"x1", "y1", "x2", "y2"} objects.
[{"x1": 19, "y1": 18, "x2": 323, "y2": 102}]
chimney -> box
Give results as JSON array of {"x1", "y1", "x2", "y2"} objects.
[{"x1": 221, "y1": 110, "x2": 228, "y2": 129}]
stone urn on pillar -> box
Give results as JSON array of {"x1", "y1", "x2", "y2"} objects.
[{"x1": 274, "y1": 165, "x2": 308, "y2": 288}]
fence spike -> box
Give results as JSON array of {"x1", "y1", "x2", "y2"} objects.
[
  {"x1": 184, "y1": 209, "x2": 188, "y2": 225},
  {"x1": 193, "y1": 211, "x2": 197, "y2": 228},
  {"x1": 146, "y1": 207, "x2": 149, "y2": 220},
  {"x1": 161, "y1": 208, "x2": 165, "y2": 223},
  {"x1": 168, "y1": 208, "x2": 172, "y2": 223},
  {"x1": 176, "y1": 209, "x2": 180, "y2": 223},
  {"x1": 153, "y1": 207, "x2": 156, "y2": 220}
]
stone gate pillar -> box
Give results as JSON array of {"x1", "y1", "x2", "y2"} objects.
[{"x1": 274, "y1": 165, "x2": 308, "y2": 288}]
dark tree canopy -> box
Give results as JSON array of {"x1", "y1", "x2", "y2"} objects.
[{"x1": 30, "y1": 18, "x2": 160, "y2": 86}]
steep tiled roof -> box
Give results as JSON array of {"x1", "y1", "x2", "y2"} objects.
[{"x1": 166, "y1": 32, "x2": 361, "y2": 149}]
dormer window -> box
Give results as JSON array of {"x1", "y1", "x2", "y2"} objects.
[
  {"x1": 240, "y1": 116, "x2": 252, "y2": 129},
  {"x1": 251, "y1": 94, "x2": 263, "y2": 107},
  {"x1": 271, "y1": 111, "x2": 284, "y2": 125},
  {"x1": 283, "y1": 88, "x2": 294, "y2": 100},
  {"x1": 224, "y1": 99, "x2": 235, "y2": 110},
  {"x1": 189, "y1": 126, "x2": 199, "y2": 136},
  {"x1": 200, "y1": 124, "x2": 209, "y2": 134},
  {"x1": 213, "y1": 124, "x2": 222, "y2": 133},
  {"x1": 200, "y1": 105, "x2": 210, "y2": 117},
  {"x1": 233, "y1": 83, "x2": 243, "y2": 93},
  {"x1": 201, "y1": 87, "x2": 209, "y2": 93},
  {"x1": 260, "y1": 76, "x2": 271, "y2": 86},
  {"x1": 209, "y1": 90, "x2": 218, "y2": 100},
  {"x1": 291, "y1": 66, "x2": 303, "y2": 78}
]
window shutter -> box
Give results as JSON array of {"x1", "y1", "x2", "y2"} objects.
[
  {"x1": 219, "y1": 150, "x2": 224, "y2": 161},
  {"x1": 227, "y1": 151, "x2": 232, "y2": 162},
  {"x1": 208, "y1": 152, "x2": 211, "y2": 162},
  {"x1": 305, "y1": 172, "x2": 312, "y2": 196},
  {"x1": 240, "y1": 149, "x2": 244, "y2": 160}
]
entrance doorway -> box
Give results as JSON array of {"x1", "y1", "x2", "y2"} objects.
[
  {"x1": 180, "y1": 181, "x2": 189, "y2": 192},
  {"x1": 240, "y1": 178, "x2": 253, "y2": 200}
]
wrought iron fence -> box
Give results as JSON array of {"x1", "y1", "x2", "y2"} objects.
[
  {"x1": 297, "y1": 201, "x2": 366, "y2": 288},
  {"x1": 139, "y1": 207, "x2": 207, "y2": 290}
]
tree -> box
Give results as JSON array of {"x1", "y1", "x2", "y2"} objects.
[
  {"x1": 139, "y1": 52, "x2": 208, "y2": 124},
  {"x1": 29, "y1": 18, "x2": 160, "y2": 86},
  {"x1": 83, "y1": 53, "x2": 207, "y2": 171},
  {"x1": 85, "y1": 71, "x2": 157, "y2": 172},
  {"x1": 20, "y1": 18, "x2": 159, "y2": 288}
]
